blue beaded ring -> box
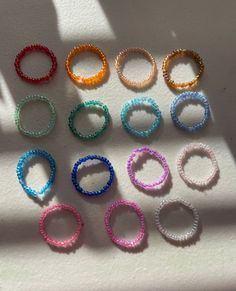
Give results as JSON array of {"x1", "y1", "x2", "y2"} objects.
[
  {"x1": 170, "y1": 91, "x2": 210, "y2": 132},
  {"x1": 120, "y1": 97, "x2": 161, "y2": 138},
  {"x1": 16, "y1": 149, "x2": 56, "y2": 198},
  {"x1": 71, "y1": 155, "x2": 114, "y2": 196}
]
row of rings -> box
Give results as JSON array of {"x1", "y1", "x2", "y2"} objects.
[
  {"x1": 15, "y1": 92, "x2": 210, "y2": 139},
  {"x1": 39, "y1": 198, "x2": 200, "y2": 250},
  {"x1": 16, "y1": 144, "x2": 219, "y2": 199},
  {"x1": 14, "y1": 44, "x2": 204, "y2": 90}
]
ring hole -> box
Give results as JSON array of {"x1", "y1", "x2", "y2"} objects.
[
  {"x1": 20, "y1": 100, "x2": 52, "y2": 132},
  {"x1": 74, "y1": 107, "x2": 105, "y2": 136},
  {"x1": 77, "y1": 159, "x2": 110, "y2": 192},
  {"x1": 132, "y1": 153, "x2": 164, "y2": 183},
  {"x1": 45, "y1": 210, "x2": 78, "y2": 240},
  {"x1": 169, "y1": 56, "x2": 199, "y2": 83},
  {"x1": 21, "y1": 51, "x2": 52, "y2": 78},
  {"x1": 24, "y1": 157, "x2": 51, "y2": 192},
  {"x1": 176, "y1": 100, "x2": 205, "y2": 126},
  {"x1": 160, "y1": 203, "x2": 195, "y2": 236},
  {"x1": 111, "y1": 206, "x2": 140, "y2": 240},
  {"x1": 127, "y1": 104, "x2": 156, "y2": 131},
  {"x1": 71, "y1": 51, "x2": 102, "y2": 77}
]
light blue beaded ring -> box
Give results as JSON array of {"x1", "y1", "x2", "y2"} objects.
[
  {"x1": 120, "y1": 97, "x2": 161, "y2": 138},
  {"x1": 170, "y1": 91, "x2": 210, "y2": 132},
  {"x1": 16, "y1": 149, "x2": 56, "y2": 199}
]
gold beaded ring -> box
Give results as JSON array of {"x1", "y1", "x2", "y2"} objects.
[
  {"x1": 162, "y1": 49, "x2": 204, "y2": 91},
  {"x1": 115, "y1": 48, "x2": 157, "y2": 90},
  {"x1": 65, "y1": 44, "x2": 109, "y2": 86}
]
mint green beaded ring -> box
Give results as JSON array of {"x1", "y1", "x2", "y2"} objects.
[
  {"x1": 68, "y1": 100, "x2": 110, "y2": 140},
  {"x1": 15, "y1": 95, "x2": 56, "y2": 138}
]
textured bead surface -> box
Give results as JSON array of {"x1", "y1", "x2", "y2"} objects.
[
  {"x1": 39, "y1": 203, "x2": 82, "y2": 248},
  {"x1": 121, "y1": 96, "x2": 161, "y2": 138},
  {"x1": 16, "y1": 149, "x2": 56, "y2": 198},
  {"x1": 170, "y1": 91, "x2": 210, "y2": 132},
  {"x1": 68, "y1": 100, "x2": 110, "y2": 140},
  {"x1": 71, "y1": 155, "x2": 115, "y2": 196},
  {"x1": 15, "y1": 95, "x2": 56, "y2": 138},
  {"x1": 127, "y1": 146, "x2": 170, "y2": 190},
  {"x1": 104, "y1": 199, "x2": 146, "y2": 249}
]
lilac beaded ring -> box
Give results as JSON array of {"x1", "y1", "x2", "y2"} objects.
[
  {"x1": 127, "y1": 146, "x2": 170, "y2": 191},
  {"x1": 39, "y1": 203, "x2": 82, "y2": 249},
  {"x1": 104, "y1": 199, "x2": 146, "y2": 249},
  {"x1": 177, "y1": 143, "x2": 219, "y2": 188}
]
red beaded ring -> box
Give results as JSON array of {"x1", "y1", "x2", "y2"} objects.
[{"x1": 14, "y1": 44, "x2": 57, "y2": 84}]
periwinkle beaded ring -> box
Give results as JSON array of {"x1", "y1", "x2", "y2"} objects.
[
  {"x1": 71, "y1": 155, "x2": 114, "y2": 196},
  {"x1": 68, "y1": 100, "x2": 110, "y2": 140},
  {"x1": 15, "y1": 95, "x2": 56, "y2": 138},
  {"x1": 14, "y1": 44, "x2": 57, "y2": 84},
  {"x1": 170, "y1": 91, "x2": 210, "y2": 132},
  {"x1": 39, "y1": 203, "x2": 82, "y2": 249},
  {"x1": 16, "y1": 149, "x2": 56, "y2": 198},
  {"x1": 155, "y1": 198, "x2": 200, "y2": 243},
  {"x1": 121, "y1": 97, "x2": 161, "y2": 138},
  {"x1": 104, "y1": 199, "x2": 146, "y2": 249},
  {"x1": 176, "y1": 143, "x2": 219, "y2": 188},
  {"x1": 127, "y1": 146, "x2": 170, "y2": 191}
]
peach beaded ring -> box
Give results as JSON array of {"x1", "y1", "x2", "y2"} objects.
[
  {"x1": 65, "y1": 44, "x2": 109, "y2": 86},
  {"x1": 115, "y1": 48, "x2": 157, "y2": 89},
  {"x1": 162, "y1": 49, "x2": 204, "y2": 91}
]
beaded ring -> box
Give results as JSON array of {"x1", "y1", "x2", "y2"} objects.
[
  {"x1": 71, "y1": 155, "x2": 114, "y2": 196},
  {"x1": 176, "y1": 143, "x2": 219, "y2": 188},
  {"x1": 68, "y1": 100, "x2": 110, "y2": 140},
  {"x1": 115, "y1": 48, "x2": 157, "y2": 89},
  {"x1": 127, "y1": 146, "x2": 170, "y2": 191},
  {"x1": 104, "y1": 199, "x2": 146, "y2": 249},
  {"x1": 39, "y1": 203, "x2": 82, "y2": 248},
  {"x1": 15, "y1": 95, "x2": 56, "y2": 138},
  {"x1": 121, "y1": 97, "x2": 161, "y2": 138},
  {"x1": 65, "y1": 44, "x2": 109, "y2": 86},
  {"x1": 16, "y1": 149, "x2": 56, "y2": 198},
  {"x1": 155, "y1": 198, "x2": 200, "y2": 243},
  {"x1": 170, "y1": 91, "x2": 210, "y2": 132},
  {"x1": 14, "y1": 44, "x2": 57, "y2": 84},
  {"x1": 162, "y1": 49, "x2": 204, "y2": 91}
]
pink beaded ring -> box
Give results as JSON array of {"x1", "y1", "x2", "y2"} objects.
[
  {"x1": 104, "y1": 199, "x2": 146, "y2": 249},
  {"x1": 39, "y1": 203, "x2": 82, "y2": 248},
  {"x1": 176, "y1": 143, "x2": 219, "y2": 188},
  {"x1": 127, "y1": 146, "x2": 170, "y2": 191}
]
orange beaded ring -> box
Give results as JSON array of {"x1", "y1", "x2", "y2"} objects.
[
  {"x1": 162, "y1": 49, "x2": 204, "y2": 91},
  {"x1": 65, "y1": 44, "x2": 109, "y2": 86}
]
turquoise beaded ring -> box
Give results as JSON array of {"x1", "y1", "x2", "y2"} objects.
[
  {"x1": 15, "y1": 95, "x2": 56, "y2": 137},
  {"x1": 68, "y1": 100, "x2": 110, "y2": 140},
  {"x1": 121, "y1": 97, "x2": 161, "y2": 138}
]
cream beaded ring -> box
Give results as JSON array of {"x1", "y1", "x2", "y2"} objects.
[{"x1": 176, "y1": 143, "x2": 219, "y2": 188}]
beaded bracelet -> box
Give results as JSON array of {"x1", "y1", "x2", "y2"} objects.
[
  {"x1": 14, "y1": 44, "x2": 57, "y2": 84},
  {"x1": 39, "y1": 203, "x2": 82, "y2": 248},
  {"x1": 68, "y1": 100, "x2": 110, "y2": 140},
  {"x1": 104, "y1": 199, "x2": 146, "y2": 249},
  {"x1": 127, "y1": 146, "x2": 170, "y2": 191},
  {"x1": 176, "y1": 143, "x2": 219, "y2": 188},
  {"x1": 155, "y1": 198, "x2": 200, "y2": 243},
  {"x1": 71, "y1": 155, "x2": 114, "y2": 196},
  {"x1": 115, "y1": 48, "x2": 157, "y2": 89},
  {"x1": 65, "y1": 44, "x2": 109, "y2": 86},
  {"x1": 121, "y1": 97, "x2": 161, "y2": 138},
  {"x1": 15, "y1": 95, "x2": 56, "y2": 138},
  {"x1": 16, "y1": 149, "x2": 56, "y2": 198},
  {"x1": 162, "y1": 49, "x2": 204, "y2": 90},
  {"x1": 170, "y1": 91, "x2": 210, "y2": 132}
]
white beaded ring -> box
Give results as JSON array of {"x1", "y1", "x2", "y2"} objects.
[
  {"x1": 155, "y1": 198, "x2": 200, "y2": 243},
  {"x1": 176, "y1": 143, "x2": 219, "y2": 188}
]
